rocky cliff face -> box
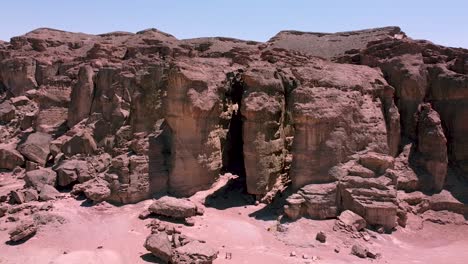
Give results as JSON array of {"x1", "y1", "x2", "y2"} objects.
[{"x1": 0, "y1": 27, "x2": 466, "y2": 227}]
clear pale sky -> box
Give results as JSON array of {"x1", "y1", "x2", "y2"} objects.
[{"x1": 1, "y1": 0, "x2": 467, "y2": 48}]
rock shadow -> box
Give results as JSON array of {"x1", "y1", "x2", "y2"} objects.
[
  {"x1": 140, "y1": 253, "x2": 165, "y2": 263},
  {"x1": 5, "y1": 234, "x2": 35, "y2": 246},
  {"x1": 248, "y1": 187, "x2": 292, "y2": 222},
  {"x1": 204, "y1": 177, "x2": 254, "y2": 210}
]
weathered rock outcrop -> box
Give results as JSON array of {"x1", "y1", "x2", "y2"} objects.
[
  {"x1": 68, "y1": 66, "x2": 95, "y2": 127},
  {"x1": 336, "y1": 153, "x2": 398, "y2": 231},
  {"x1": 358, "y1": 36, "x2": 468, "y2": 175},
  {"x1": 284, "y1": 183, "x2": 337, "y2": 220},
  {"x1": 0, "y1": 26, "x2": 466, "y2": 222},
  {"x1": 415, "y1": 103, "x2": 448, "y2": 191},
  {"x1": 289, "y1": 63, "x2": 391, "y2": 189}
]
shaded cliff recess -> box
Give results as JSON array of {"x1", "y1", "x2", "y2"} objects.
[{"x1": 221, "y1": 73, "x2": 246, "y2": 179}]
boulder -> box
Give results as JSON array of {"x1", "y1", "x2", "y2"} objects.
[
  {"x1": 283, "y1": 194, "x2": 305, "y2": 220},
  {"x1": 18, "y1": 132, "x2": 52, "y2": 166},
  {"x1": 0, "y1": 205, "x2": 8, "y2": 217},
  {"x1": 61, "y1": 131, "x2": 97, "y2": 156},
  {"x1": 0, "y1": 145, "x2": 25, "y2": 170},
  {"x1": 347, "y1": 164, "x2": 375, "y2": 178},
  {"x1": 84, "y1": 183, "x2": 111, "y2": 203},
  {"x1": 359, "y1": 152, "x2": 394, "y2": 174},
  {"x1": 72, "y1": 178, "x2": 111, "y2": 202},
  {"x1": 284, "y1": 183, "x2": 337, "y2": 220},
  {"x1": 38, "y1": 185, "x2": 61, "y2": 201},
  {"x1": 316, "y1": 231, "x2": 327, "y2": 243},
  {"x1": 24, "y1": 168, "x2": 57, "y2": 189},
  {"x1": 0, "y1": 101, "x2": 16, "y2": 122},
  {"x1": 55, "y1": 159, "x2": 93, "y2": 186},
  {"x1": 172, "y1": 240, "x2": 218, "y2": 264},
  {"x1": 20, "y1": 112, "x2": 36, "y2": 130},
  {"x1": 351, "y1": 244, "x2": 380, "y2": 259},
  {"x1": 8, "y1": 218, "x2": 37, "y2": 242},
  {"x1": 351, "y1": 244, "x2": 368, "y2": 258},
  {"x1": 148, "y1": 196, "x2": 198, "y2": 219},
  {"x1": 337, "y1": 210, "x2": 367, "y2": 231},
  {"x1": 10, "y1": 190, "x2": 26, "y2": 204},
  {"x1": 11, "y1": 189, "x2": 38, "y2": 204},
  {"x1": 144, "y1": 233, "x2": 173, "y2": 262},
  {"x1": 23, "y1": 189, "x2": 39, "y2": 203}
]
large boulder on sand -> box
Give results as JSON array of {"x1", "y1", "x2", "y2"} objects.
[
  {"x1": 172, "y1": 240, "x2": 218, "y2": 264},
  {"x1": 18, "y1": 132, "x2": 52, "y2": 166},
  {"x1": 144, "y1": 232, "x2": 173, "y2": 262},
  {"x1": 351, "y1": 244, "x2": 381, "y2": 259},
  {"x1": 71, "y1": 178, "x2": 111, "y2": 203},
  {"x1": 38, "y1": 184, "x2": 61, "y2": 201},
  {"x1": 24, "y1": 168, "x2": 57, "y2": 189},
  {"x1": 0, "y1": 144, "x2": 25, "y2": 170},
  {"x1": 8, "y1": 218, "x2": 37, "y2": 242},
  {"x1": 337, "y1": 210, "x2": 367, "y2": 231},
  {"x1": 148, "y1": 196, "x2": 198, "y2": 219}
]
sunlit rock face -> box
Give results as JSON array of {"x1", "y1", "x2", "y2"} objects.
[{"x1": 0, "y1": 26, "x2": 466, "y2": 223}]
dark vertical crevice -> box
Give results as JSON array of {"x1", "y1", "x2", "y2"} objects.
[
  {"x1": 278, "y1": 71, "x2": 297, "y2": 182},
  {"x1": 221, "y1": 75, "x2": 246, "y2": 179},
  {"x1": 149, "y1": 119, "x2": 173, "y2": 195},
  {"x1": 0, "y1": 80, "x2": 6, "y2": 102}
]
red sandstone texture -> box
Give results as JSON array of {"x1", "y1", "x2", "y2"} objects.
[{"x1": 0, "y1": 26, "x2": 467, "y2": 263}]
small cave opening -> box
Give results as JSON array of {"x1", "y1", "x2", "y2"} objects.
[{"x1": 221, "y1": 77, "x2": 246, "y2": 180}]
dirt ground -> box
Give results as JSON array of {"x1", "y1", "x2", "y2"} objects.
[{"x1": 1, "y1": 175, "x2": 467, "y2": 264}]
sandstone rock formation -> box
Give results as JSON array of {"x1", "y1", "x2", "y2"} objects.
[
  {"x1": 172, "y1": 240, "x2": 218, "y2": 264},
  {"x1": 144, "y1": 230, "x2": 218, "y2": 264},
  {"x1": 284, "y1": 182, "x2": 337, "y2": 220},
  {"x1": 148, "y1": 196, "x2": 199, "y2": 219},
  {"x1": 0, "y1": 26, "x2": 466, "y2": 236},
  {"x1": 144, "y1": 232, "x2": 173, "y2": 262}
]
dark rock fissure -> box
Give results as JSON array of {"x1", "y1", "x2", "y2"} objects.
[
  {"x1": 0, "y1": 80, "x2": 6, "y2": 101},
  {"x1": 221, "y1": 77, "x2": 246, "y2": 179}
]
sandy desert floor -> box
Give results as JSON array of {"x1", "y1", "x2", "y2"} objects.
[{"x1": 1, "y1": 175, "x2": 467, "y2": 264}]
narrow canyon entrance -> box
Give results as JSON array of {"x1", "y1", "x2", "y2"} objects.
[{"x1": 221, "y1": 78, "x2": 246, "y2": 180}]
